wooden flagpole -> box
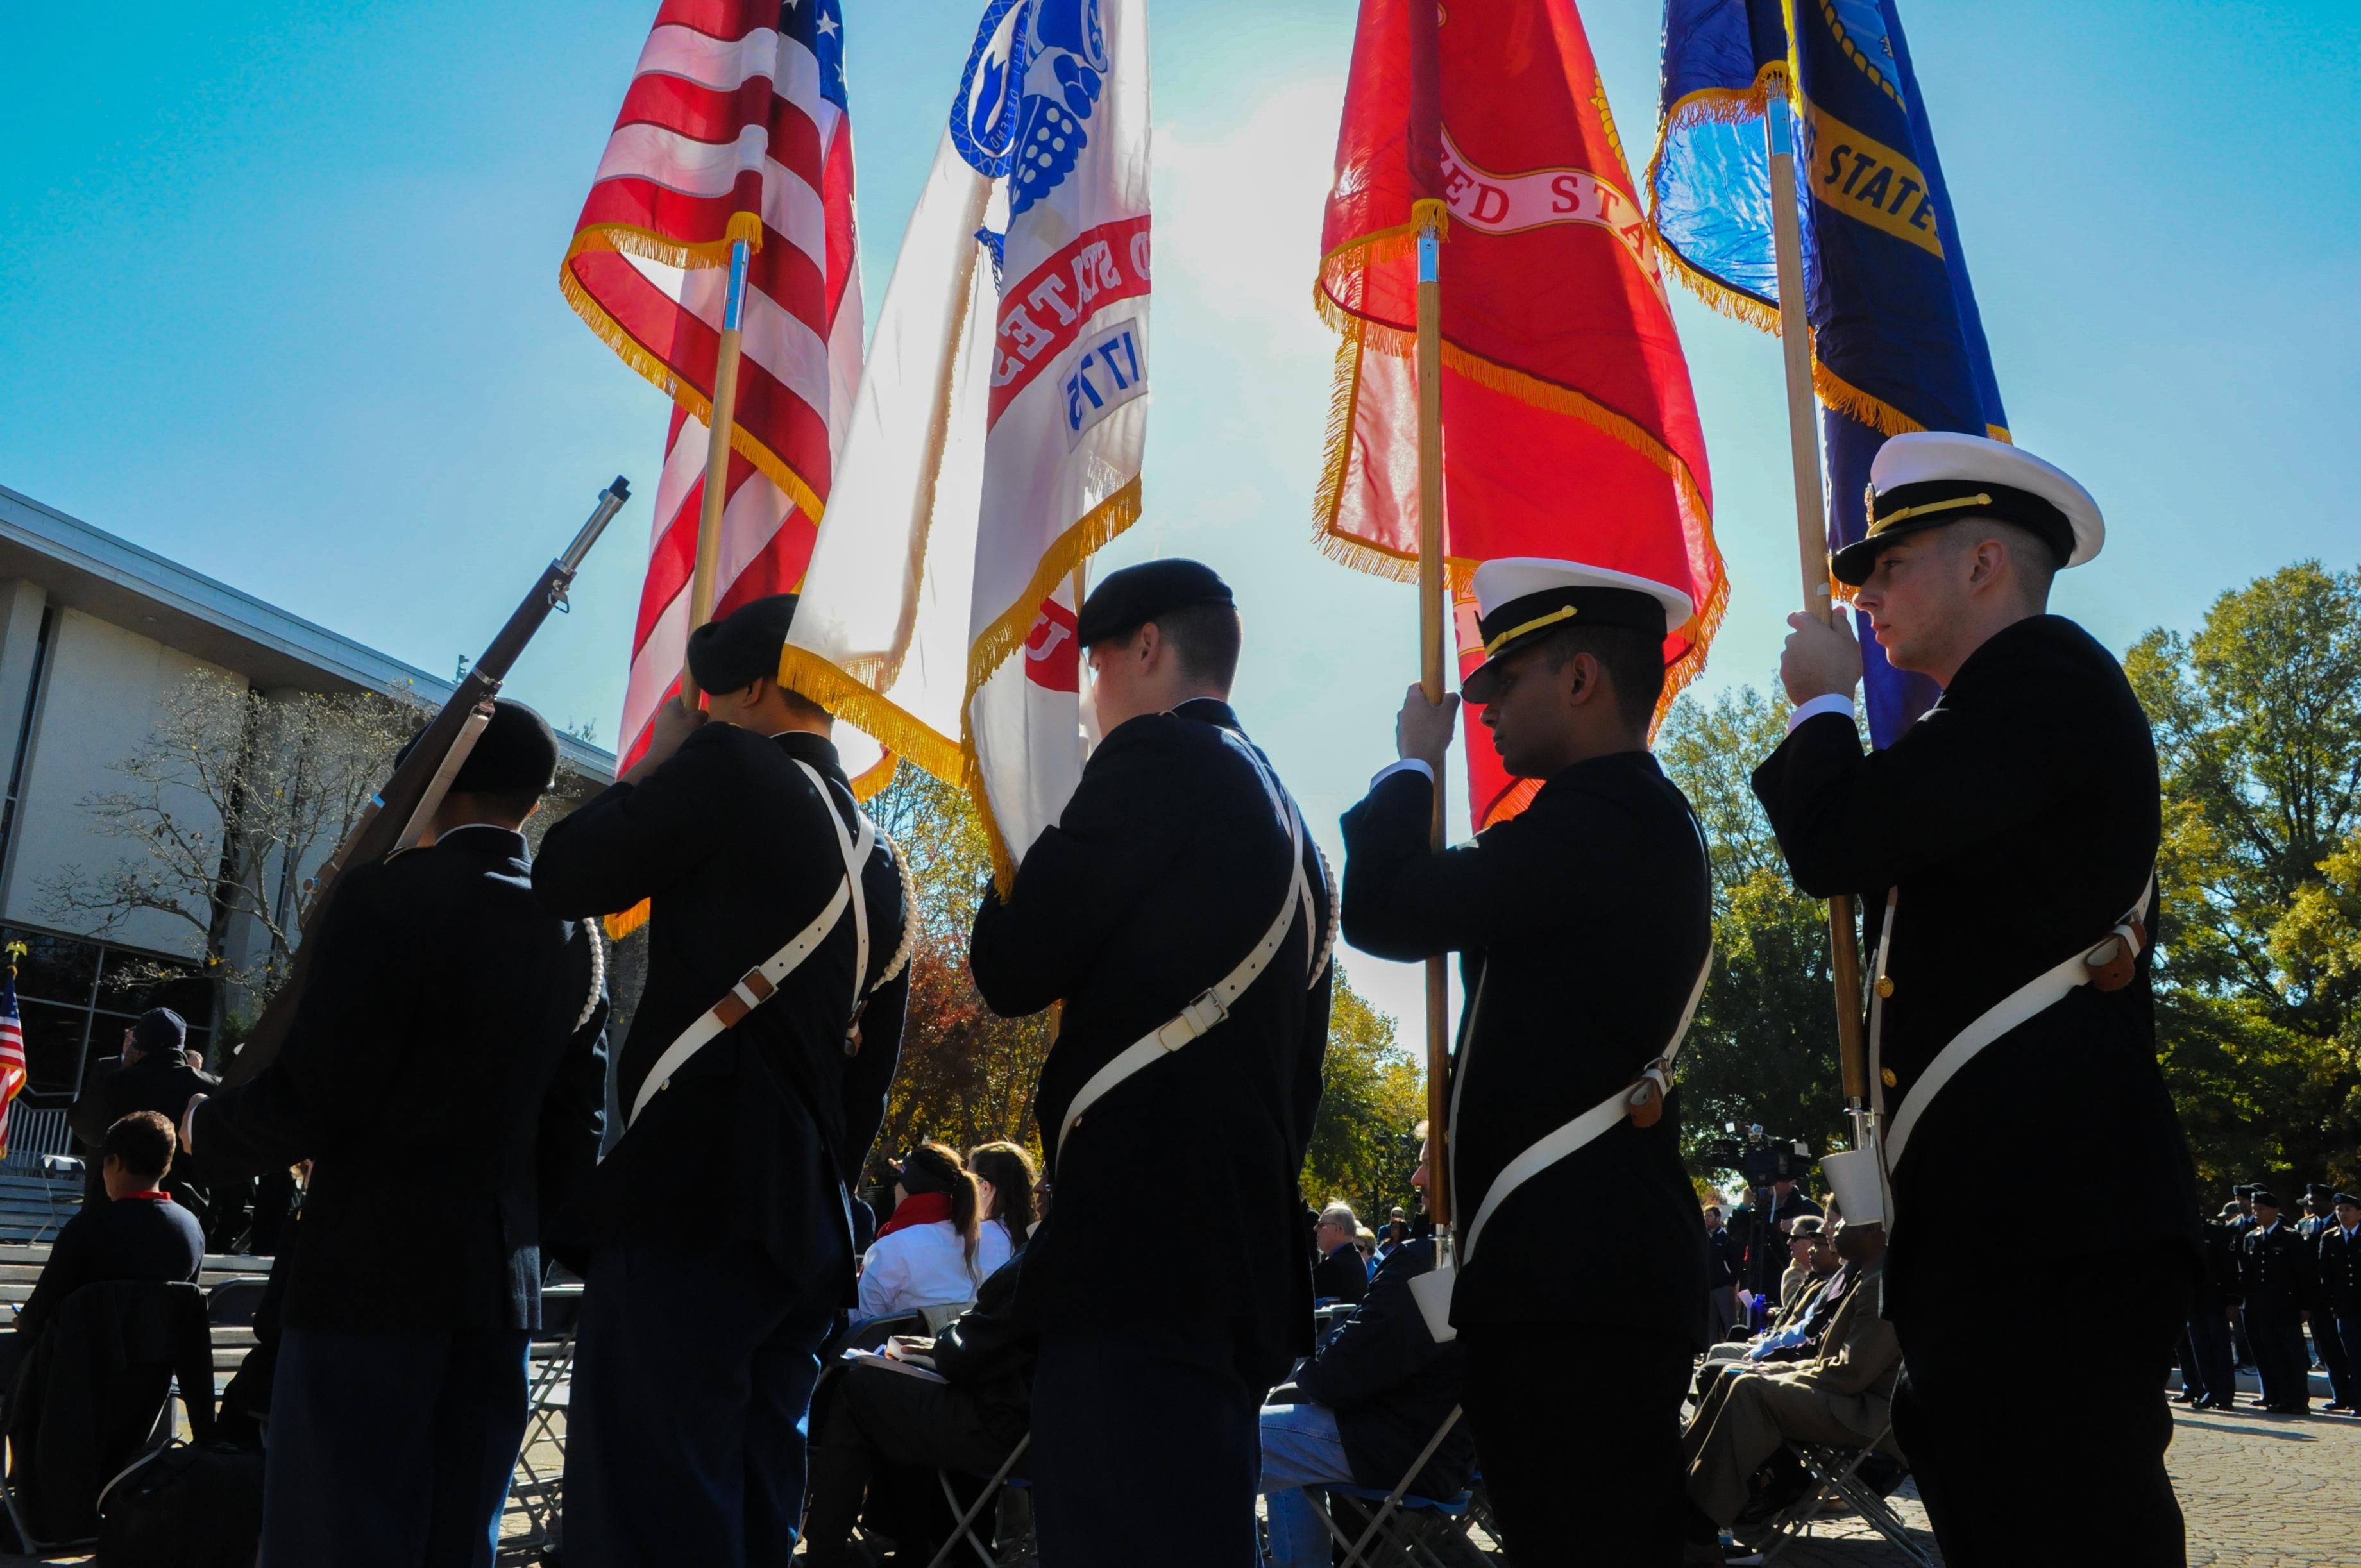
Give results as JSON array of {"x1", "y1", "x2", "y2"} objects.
[
  {"x1": 1414, "y1": 203, "x2": 1453, "y2": 1235},
  {"x1": 1766, "y1": 90, "x2": 1872, "y2": 1152},
  {"x1": 680, "y1": 238, "x2": 754, "y2": 707}
]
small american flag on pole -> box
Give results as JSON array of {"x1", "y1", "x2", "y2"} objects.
[
  {"x1": 0, "y1": 948, "x2": 28, "y2": 1161},
  {"x1": 562, "y1": 0, "x2": 865, "y2": 772}
]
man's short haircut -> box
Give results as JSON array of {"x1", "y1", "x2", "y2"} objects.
[
  {"x1": 1538, "y1": 623, "x2": 1665, "y2": 734},
  {"x1": 103, "y1": 1110, "x2": 175, "y2": 1183},
  {"x1": 1147, "y1": 601, "x2": 1242, "y2": 691},
  {"x1": 1318, "y1": 1202, "x2": 1358, "y2": 1231},
  {"x1": 1937, "y1": 516, "x2": 2057, "y2": 605}
]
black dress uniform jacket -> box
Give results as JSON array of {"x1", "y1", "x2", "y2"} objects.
[
  {"x1": 2318, "y1": 1224, "x2": 2361, "y2": 1317},
  {"x1": 2238, "y1": 1222, "x2": 2316, "y2": 1315},
  {"x1": 533, "y1": 725, "x2": 908, "y2": 1300},
  {"x1": 1341, "y1": 750, "x2": 1711, "y2": 1342},
  {"x1": 1751, "y1": 616, "x2": 2201, "y2": 1318},
  {"x1": 71, "y1": 1052, "x2": 219, "y2": 1212},
  {"x1": 195, "y1": 825, "x2": 607, "y2": 1333},
  {"x1": 968, "y1": 699, "x2": 1330, "y2": 1383}
]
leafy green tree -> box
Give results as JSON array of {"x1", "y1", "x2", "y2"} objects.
[
  {"x1": 2126, "y1": 561, "x2": 2361, "y2": 1187},
  {"x1": 865, "y1": 768, "x2": 1054, "y2": 1170},
  {"x1": 1302, "y1": 966, "x2": 1426, "y2": 1226},
  {"x1": 1656, "y1": 686, "x2": 1855, "y2": 1173}
]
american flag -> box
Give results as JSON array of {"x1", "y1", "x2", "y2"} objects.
[
  {"x1": 0, "y1": 965, "x2": 26, "y2": 1161},
  {"x1": 562, "y1": 0, "x2": 864, "y2": 771}
]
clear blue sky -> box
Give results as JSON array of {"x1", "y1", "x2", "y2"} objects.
[{"x1": 4, "y1": 1, "x2": 2355, "y2": 1029}]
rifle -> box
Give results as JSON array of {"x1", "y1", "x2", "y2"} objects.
[{"x1": 221, "y1": 476, "x2": 632, "y2": 1088}]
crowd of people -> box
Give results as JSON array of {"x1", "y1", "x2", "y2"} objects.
[
  {"x1": 0, "y1": 432, "x2": 2250, "y2": 1568},
  {"x1": 2182, "y1": 1183, "x2": 2361, "y2": 1417}
]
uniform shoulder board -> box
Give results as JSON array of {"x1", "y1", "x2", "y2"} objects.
[{"x1": 382, "y1": 844, "x2": 430, "y2": 864}]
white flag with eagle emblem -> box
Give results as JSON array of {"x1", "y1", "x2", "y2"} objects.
[{"x1": 780, "y1": 0, "x2": 1151, "y2": 884}]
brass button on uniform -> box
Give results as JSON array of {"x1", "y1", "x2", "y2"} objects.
[
  {"x1": 1880, "y1": 1067, "x2": 1899, "y2": 1088},
  {"x1": 1874, "y1": 975, "x2": 1896, "y2": 999}
]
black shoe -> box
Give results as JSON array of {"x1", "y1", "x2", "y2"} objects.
[
  {"x1": 2190, "y1": 1397, "x2": 2231, "y2": 1411},
  {"x1": 2173, "y1": 1392, "x2": 2201, "y2": 1404}
]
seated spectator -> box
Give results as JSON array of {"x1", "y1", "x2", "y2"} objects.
[
  {"x1": 1376, "y1": 1210, "x2": 1410, "y2": 1261},
  {"x1": 968, "y1": 1140, "x2": 1039, "y2": 1258},
  {"x1": 803, "y1": 1251, "x2": 1033, "y2": 1568},
  {"x1": 1310, "y1": 1203, "x2": 1368, "y2": 1306},
  {"x1": 68, "y1": 1009, "x2": 216, "y2": 1217},
  {"x1": 1772, "y1": 1216, "x2": 1830, "y2": 1321},
  {"x1": 1353, "y1": 1227, "x2": 1377, "y2": 1276},
  {"x1": 858, "y1": 1143, "x2": 1004, "y2": 1320},
  {"x1": 4, "y1": 1111, "x2": 204, "y2": 1384},
  {"x1": 1259, "y1": 1231, "x2": 1473, "y2": 1568},
  {"x1": 1680, "y1": 1222, "x2": 1900, "y2": 1562}
]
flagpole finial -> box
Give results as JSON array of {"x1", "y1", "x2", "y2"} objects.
[{"x1": 3, "y1": 941, "x2": 24, "y2": 975}]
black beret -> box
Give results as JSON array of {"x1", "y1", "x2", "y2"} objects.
[
  {"x1": 131, "y1": 1008, "x2": 186, "y2": 1053},
  {"x1": 397, "y1": 699, "x2": 559, "y2": 797},
  {"x1": 2250, "y1": 1190, "x2": 2281, "y2": 1209},
  {"x1": 1074, "y1": 560, "x2": 1233, "y2": 649},
  {"x1": 688, "y1": 594, "x2": 800, "y2": 697},
  {"x1": 2336, "y1": 1193, "x2": 2360, "y2": 1208}
]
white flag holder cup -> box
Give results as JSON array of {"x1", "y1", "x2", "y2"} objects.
[
  {"x1": 1820, "y1": 1140, "x2": 1886, "y2": 1227},
  {"x1": 1410, "y1": 1233, "x2": 1457, "y2": 1344}
]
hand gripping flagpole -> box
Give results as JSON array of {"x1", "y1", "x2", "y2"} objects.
[
  {"x1": 681, "y1": 238, "x2": 753, "y2": 707},
  {"x1": 1766, "y1": 87, "x2": 1874, "y2": 1161},
  {"x1": 1414, "y1": 201, "x2": 1453, "y2": 1244}
]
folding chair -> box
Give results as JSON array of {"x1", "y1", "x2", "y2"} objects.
[
  {"x1": 1311, "y1": 1406, "x2": 1477, "y2": 1568},
  {"x1": 921, "y1": 1432, "x2": 1031, "y2": 1568},
  {"x1": 204, "y1": 1277, "x2": 271, "y2": 1328},
  {"x1": 505, "y1": 1283, "x2": 584, "y2": 1562},
  {"x1": 1756, "y1": 1426, "x2": 1933, "y2": 1568}
]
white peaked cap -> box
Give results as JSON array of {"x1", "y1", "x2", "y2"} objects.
[
  {"x1": 1469, "y1": 558, "x2": 1695, "y2": 629},
  {"x1": 1866, "y1": 432, "x2": 2104, "y2": 570}
]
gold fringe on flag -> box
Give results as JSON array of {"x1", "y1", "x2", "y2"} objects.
[
  {"x1": 1640, "y1": 63, "x2": 1790, "y2": 337},
  {"x1": 559, "y1": 239, "x2": 827, "y2": 530},
  {"x1": 1312, "y1": 209, "x2": 1733, "y2": 829},
  {"x1": 961, "y1": 477, "x2": 1144, "y2": 891}
]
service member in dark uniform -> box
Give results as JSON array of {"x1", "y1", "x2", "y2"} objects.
[
  {"x1": 2319, "y1": 1193, "x2": 2361, "y2": 1414},
  {"x1": 182, "y1": 700, "x2": 609, "y2": 1567},
  {"x1": 967, "y1": 561, "x2": 1333, "y2": 1568},
  {"x1": 70, "y1": 1008, "x2": 217, "y2": 1216},
  {"x1": 533, "y1": 595, "x2": 911, "y2": 1568},
  {"x1": 2181, "y1": 1206, "x2": 2240, "y2": 1411},
  {"x1": 1752, "y1": 433, "x2": 2201, "y2": 1564},
  {"x1": 2238, "y1": 1192, "x2": 2316, "y2": 1412},
  {"x1": 1341, "y1": 557, "x2": 1711, "y2": 1566},
  {"x1": 2294, "y1": 1184, "x2": 2353, "y2": 1407}
]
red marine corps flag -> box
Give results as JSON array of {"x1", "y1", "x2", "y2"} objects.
[
  {"x1": 562, "y1": 0, "x2": 865, "y2": 774},
  {"x1": 1317, "y1": 0, "x2": 1727, "y2": 829}
]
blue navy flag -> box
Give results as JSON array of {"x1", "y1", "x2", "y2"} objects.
[{"x1": 1651, "y1": 0, "x2": 2009, "y2": 743}]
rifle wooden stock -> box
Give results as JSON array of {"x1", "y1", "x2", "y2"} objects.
[{"x1": 222, "y1": 478, "x2": 630, "y2": 1088}]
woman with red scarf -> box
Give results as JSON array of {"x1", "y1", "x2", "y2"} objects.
[{"x1": 857, "y1": 1143, "x2": 1004, "y2": 1319}]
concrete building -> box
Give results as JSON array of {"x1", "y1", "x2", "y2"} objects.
[{"x1": 0, "y1": 482, "x2": 616, "y2": 1110}]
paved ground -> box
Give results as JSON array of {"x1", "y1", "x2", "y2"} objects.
[
  {"x1": 3, "y1": 1400, "x2": 2354, "y2": 1564},
  {"x1": 1731, "y1": 1402, "x2": 2361, "y2": 1567}
]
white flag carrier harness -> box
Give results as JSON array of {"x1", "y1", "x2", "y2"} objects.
[
  {"x1": 1875, "y1": 870, "x2": 2156, "y2": 1177},
  {"x1": 1054, "y1": 730, "x2": 1332, "y2": 1172},
  {"x1": 1453, "y1": 814, "x2": 1714, "y2": 1270},
  {"x1": 628, "y1": 760, "x2": 884, "y2": 1129}
]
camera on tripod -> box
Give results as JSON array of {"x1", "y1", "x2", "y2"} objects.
[{"x1": 1713, "y1": 1123, "x2": 1813, "y2": 1193}]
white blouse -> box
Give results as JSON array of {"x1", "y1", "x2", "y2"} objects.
[{"x1": 857, "y1": 1218, "x2": 1013, "y2": 1319}]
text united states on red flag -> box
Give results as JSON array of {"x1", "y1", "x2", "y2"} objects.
[{"x1": 561, "y1": 0, "x2": 863, "y2": 771}]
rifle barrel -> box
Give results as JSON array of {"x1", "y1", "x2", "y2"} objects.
[{"x1": 219, "y1": 477, "x2": 629, "y2": 1089}]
